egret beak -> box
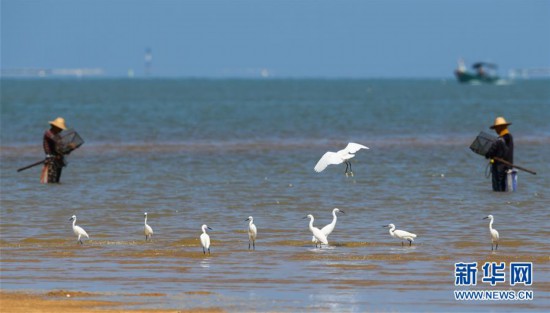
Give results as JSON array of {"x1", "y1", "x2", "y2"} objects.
[
  {"x1": 302, "y1": 216, "x2": 308, "y2": 219},
  {"x1": 339, "y1": 210, "x2": 345, "y2": 214},
  {"x1": 483, "y1": 217, "x2": 489, "y2": 220},
  {"x1": 382, "y1": 225, "x2": 389, "y2": 228},
  {"x1": 208, "y1": 227, "x2": 213, "y2": 230},
  {"x1": 69, "y1": 217, "x2": 74, "y2": 221},
  {"x1": 245, "y1": 218, "x2": 250, "y2": 222}
]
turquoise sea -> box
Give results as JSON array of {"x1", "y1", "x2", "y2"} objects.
[{"x1": 1, "y1": 79, "x2": 550, "y2": 312}]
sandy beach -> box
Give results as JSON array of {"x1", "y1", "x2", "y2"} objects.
[{"x1": 0, "y1": 290, "x2": 224, "y2": 313}]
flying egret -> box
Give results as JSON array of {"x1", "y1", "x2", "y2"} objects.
[
  {"x1": 245, "y1": 216, "x2": 257, "y2": 250},
  {"x1": 200, "y1": 224, "x2": 212, "y2": 255},
  {"x1": 312, "y1": 208, "x2": 345, "y2": 245},
  {"x1": 69, "y1": 215, "x2": 89, "y2": 245},
  {"x1": 314, "y1": 142, "x2": 369, "y2": 176},
  {"x1": 483, "y1": 215, "x2": 499, "y2": 251},
  {"x1": 304, "y1": 214, "x2": 328, "y2": 248},
  {"x1": 383, "y1": 223, "x2": 417, "y2": 246},
  {"x1": 144, "y1": 212, "x2": 153, "y2": 241}
]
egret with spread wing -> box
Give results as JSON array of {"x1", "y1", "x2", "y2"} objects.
[{"x1": 314, "y1": 142, "x2": 369, "y2": 176}]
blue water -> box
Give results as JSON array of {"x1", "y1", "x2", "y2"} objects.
[{"x1": 1, "y1": 79, "x2": 549, "y2": 312}]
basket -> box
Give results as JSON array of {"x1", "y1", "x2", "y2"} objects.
[
  {"x1": 59, "y1": 129, "x2": 85, "y2": 154},
  {"x1": 469, "y1": 131, "x2": 496, "y2": 156}
]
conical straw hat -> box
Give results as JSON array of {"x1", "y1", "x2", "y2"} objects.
[
  {"x1": 49, "y1": 117, "x2": 67, "y2": 130},
  {"x1": 490, "y1": 116, "x2": 511, "y2": 129}
]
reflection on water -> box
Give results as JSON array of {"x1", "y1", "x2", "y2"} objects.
[{"x1": 200, "y1": 258, "x2": 212, "y2": 269}]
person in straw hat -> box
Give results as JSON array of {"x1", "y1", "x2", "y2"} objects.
[
  {"x1": 41, "y1": 117, "x2": 71, "y2": 183},
  {"x1": 485, "y1": 116, "x2": 514, "y2": 191}
]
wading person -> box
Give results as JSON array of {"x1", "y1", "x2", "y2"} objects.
[
  {"x1": 485, "y1": 117, "x2": 514, "y2": 192},
  {"x1": 41, "y1": 117, "x2": 70, "y2": 183}
]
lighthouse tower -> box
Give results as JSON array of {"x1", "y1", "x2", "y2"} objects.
[{"x1": 144, "y1": 48, "x2": 153, "y2": 77}]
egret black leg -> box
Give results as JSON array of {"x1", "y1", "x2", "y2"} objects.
[
  {"x1": 253, "y1": 241, "x2": 255, "y2": 250},
  {"x1": 208, "y1": 248, "x2": 211, "y2": 255},
  {"x1": 401, "y1": 241, "x2": 404, "y2": 246},
  {"x1": 496, "y1": 243, "x2": 498, "y2": 250},
  {"x1": 409, "y1": 240, "x2": 412, "y2": 246},
  {"x1": 344, "y1": 162, "x2": 349, "y2": 174},
  {"x1": 203, "y1": 248, "x2": 206, "y2": 254}
]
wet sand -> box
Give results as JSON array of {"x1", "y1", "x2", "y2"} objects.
[{"x1": 0, "y1": 290, "x2": 224, "y2": 313}]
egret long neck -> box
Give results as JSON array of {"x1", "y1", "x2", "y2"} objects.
[
  {"x1": 389, "y1": 225, "x2": 395, "y2": 236},
  {"x1": 72, "y1": 218, "x2": 76, "y2": 228},
  {"x1": 144, "y1": 215, "x2": 148, "y2": 225},
  {"x1": 489, "y1": 218, "x2": 494, "y2": 230},
  {"x1": 329, "y1": 211, "x2": 338, "y2": 227},
  {"x1": 309, "y1": 217, "x2": 314, "y2": 231}
]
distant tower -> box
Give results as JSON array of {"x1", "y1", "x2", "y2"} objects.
[{"x1": 144, "y1": 48, "x2": 153, "y2": 76}]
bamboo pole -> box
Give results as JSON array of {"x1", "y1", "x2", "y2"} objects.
[
  {"x1": 493, "y1": 157, "x2": 537, "y2": 175},
  {"x1": 17, "y1": 160, "x2": 46, "y2": 172}
]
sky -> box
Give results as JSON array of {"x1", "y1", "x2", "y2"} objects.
[{"x1": 1, "y1": 0, "x2": 549, "y2": 78}]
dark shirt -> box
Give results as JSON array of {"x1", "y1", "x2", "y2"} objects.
[
  {"x1": 485, "y1": 133, "x2": 514, "y2": 168},
  {"x1": 43, "y1": 129, "x2": 62, "y2": 157}
]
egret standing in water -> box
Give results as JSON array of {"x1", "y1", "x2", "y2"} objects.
[
  {"x1": 314, "y1": 142, "x2": 369, "y2": 176},
  {"x1": 144, "y1": 212, "x2": 153, "y2": 241},
  {"x1": 245, "y1": 216, "x2": 257, "y2": 250},
  {"x1": 69, "y1": 215, "x2": 89, "y2": 245},
  {"x1": 483, "y1": 215, "x2": 499, "y2": 251},
  {"x1": 304, "y1": 214, "x2": 328, "y2": 248},
  {"x1": 312, "y1": 208, "x2": 345, "y2": 245},
  {"x1": 200, "y1": 224, "x2": 212, "y2": 255},
  {"x1": 383, "y1": 223, "x2": 417, "y2": 246}
]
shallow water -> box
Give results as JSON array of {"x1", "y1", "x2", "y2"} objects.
[{"x1": 1, "y1": 79, "x2": 549, "y2": 312}]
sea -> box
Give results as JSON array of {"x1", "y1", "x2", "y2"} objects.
[{"x1": 1, "y1": 78, "x2": 549, "y2": 312}]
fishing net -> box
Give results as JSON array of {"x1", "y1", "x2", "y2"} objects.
[
  {"x1": 59, "y1": 129, "x2": 85, "y2": 154},
  {"x1": 469, "y1": 131, "x2": 496, "y2": 156}
]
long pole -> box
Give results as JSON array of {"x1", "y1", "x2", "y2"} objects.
[
  {"x1": 17, "y1": 159, "x2": 45, "y2": 172},
  {"x1": 493, "y1": 157, "x2": 537, "y2": 175}
]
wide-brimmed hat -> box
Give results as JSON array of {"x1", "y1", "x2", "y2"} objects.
[
  {"x1": 490, "y1": 116, "x2": 511, "y2": 129},
  {"x1": 49, "y1": 117, "x2": 67, "y2": 130}
]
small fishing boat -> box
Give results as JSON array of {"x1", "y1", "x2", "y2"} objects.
[{"x1": 454, "y1": 59, "x2": 500, "y2": 84}]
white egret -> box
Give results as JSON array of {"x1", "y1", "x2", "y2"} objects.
[
  {"x1": 144, "y1": 212, "x2": 153, "y2": 241},
  {"x1": 245, "y1": 216, "x2": 257, "y2": 250},
  {"x1": 312, "y1": 208, "x2": 345, "y2": 244},
  {"x1": 304, "y1": 214, "x2": 328, "y2": 248},
  {"x1": 314, "y1": 142, "x2": 369, "y2": 176},
  {"x1": 384, "y1": 223, "x2": 417, "y2": 246},
  {"x1": 483, "y1": 215, "x2": 499, "y2": 251},
  {"x1": 200, "y1": 224, "x2": 212, "y2": 255},
  {"x1": 69, "y1": 215, "x2": 89, "y2": 245}
]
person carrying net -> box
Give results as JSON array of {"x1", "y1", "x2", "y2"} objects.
[{"x1": 40, "y1": 117, "x2": 80, "y2": 183}]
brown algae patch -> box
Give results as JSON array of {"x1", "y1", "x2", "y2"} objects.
[
  {"x1": 289, "y1": 251, "x2": 453, "y2": 262},
  {"x1": 46, "y1": 290, "x2": 98, "y2": 297},
  {"x1": 326, "y1": 263, "x2": 381, "y2": 270},
  {"x1": 184, "y1": 291, "x2": 215, "y2": 295}
]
